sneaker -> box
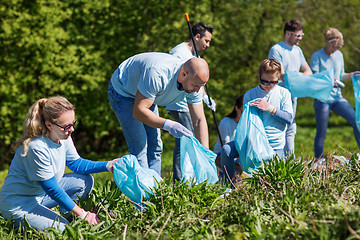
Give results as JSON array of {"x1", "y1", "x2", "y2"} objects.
[
  {"x1": 332, "y1": 155, "x2": 349, "y2": 165},
  {"x1": 313, "y1": 158, "x2": 326, "y2": 169}
]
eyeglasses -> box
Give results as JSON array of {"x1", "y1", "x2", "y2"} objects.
[
  {"x1": 328, "y1": 39, "x2": 343, "y2": 49},
  {"x1": 52, "y1": 119, "x2": 77, "y2": 132},
  {"x1": 260, "y1": 78, "x2": 278, "y2": 86},
  {"x1": 290, "y1": 32, "x2": 305, "y2": 38}
]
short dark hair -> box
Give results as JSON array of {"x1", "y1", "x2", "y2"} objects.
[
  {"x1": 189, "y1": 22, "x2": 214, "y2": 39},
  {"x1": 283, "y1": 20, "x2": 303, "y2": 34}
]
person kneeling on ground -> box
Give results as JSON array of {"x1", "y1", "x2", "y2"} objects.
[
  {"x1": 0, "y1": 96, "x2": 118, "y2": 232},
  {"x1": 221, "y1": 59, "x2": 294, "y2": 181}
]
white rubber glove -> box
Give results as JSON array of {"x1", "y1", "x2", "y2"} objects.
[
  {"x1": 250, "y1": 99, "x2": 276, "y2": 115},
  {"x1": 162, "y1": 119, "x2": 193, "y2": 138},
  {"x1": 203, "y1": 95, "x2": 216, "y2": 112}
]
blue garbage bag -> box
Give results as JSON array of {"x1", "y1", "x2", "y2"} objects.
[
  {"x1": 180, "y1": 136, "x2": 219, "y2": 185},
  {"x1": 113, "y1": 154, "x2": 162, "y2": 208},
  {"x1": 284, "y1": 69, "x2": 334, "y2": 101},
  {"x1": 353, "y1": 74, "x2": 360, "y2": 131},
  {"x1": 234, "y1": 99, "x2": 275, "y2": 174}
]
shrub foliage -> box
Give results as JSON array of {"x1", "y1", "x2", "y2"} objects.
[{"x1": 1, "y1": 0, "x2": 360, "y2": 164}]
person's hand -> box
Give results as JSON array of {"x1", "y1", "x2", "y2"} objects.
[
  {"x1": 106, "y1": 158, "x2": 120, "y2": 173},
  {"x1": 162, "y1": 119, "x2": 193, "y2": 138},
  {"x1": 351, "y1": 71, "x2": 360, "y2": 78},
  {"x1": 334, "y1": 79, "x2": 345, "y2": 88},
  {"x1": 250, "y1": 99, "x2": 276, "y2": 115},
  {"x1": 79, "y1": 210, "x2": 99, "y2": 225},
  {"x1": 203, "y1": 95, "x2": 216, "y2": 112}
]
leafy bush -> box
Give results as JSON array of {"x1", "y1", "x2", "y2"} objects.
[{"x1": 1, "y1": 0, "x2": 360, "y2": 165}]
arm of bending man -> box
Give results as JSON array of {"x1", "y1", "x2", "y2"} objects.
[
  {"x1": 188, "y1": 102, "x2": 209, "y2": 148},
  {"x1": 133, "y1": 90, "x2": 167, "y2": 128}
]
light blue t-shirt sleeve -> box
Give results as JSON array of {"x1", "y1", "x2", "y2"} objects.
[
  {"x1": 137, "y1": 67, "x2": 166, "y2": 100},
  {"x1": 243, "y1": 91, "x2": 251, "y2": 105},
  {"x1": 338, "y1": 52, "x2": 345, "y2": 80},
  {"x1": 310, "y1": 52, "x2": 320, "y2": 74},
  {"x1": 280, "y1": 89, "x2": 293, "y2": 114},
  {"x1": 65, "y1": 137, "x2": 80, "y2": 161},
  {"x1": 298, "y1": 48, "x2": 307, "y2": 67},
  {"x1": 186, "y1": 91, "x2": 203, "y2": 105},
  {"x1": 268, "y1": 46, "x2": 282, "y2": 64},
  {"x1": 268, "y1": 47, "x2": 282, "y2": 64},
  {"x1": 26, "y1": 146, "x2": 54, "y2": 182}
]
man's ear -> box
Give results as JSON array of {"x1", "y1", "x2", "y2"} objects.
[
  {"x1": 194, "y1": 33, "x2": 201, "y2": 41},
  {"x1": 182, "y1": 70, "x2": 189, "y2": 80}
]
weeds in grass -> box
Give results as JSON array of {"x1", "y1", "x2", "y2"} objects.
[{"x1": 2, "y1": 154, "x2": 360, "y2": 239}]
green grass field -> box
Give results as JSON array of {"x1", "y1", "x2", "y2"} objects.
[{"x1": 1, "y1": 94, "x2": 360, "y2": 239}]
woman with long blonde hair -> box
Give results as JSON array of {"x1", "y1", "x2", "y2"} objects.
[
  {"x1": 0, "y1": 96, "x2": 118, "y2": 232},
  {"x1": 310, "y1": 28, "x2": 360, "y2": 162}
]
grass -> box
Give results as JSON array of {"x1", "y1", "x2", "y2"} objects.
[{"x1": 1, "y1": 95, "x2": 360, "y2": 239}]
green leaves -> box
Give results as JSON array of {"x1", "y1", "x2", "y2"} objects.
[{"x1": 1, "y1": 0, "x2": 360, "y2": 163}]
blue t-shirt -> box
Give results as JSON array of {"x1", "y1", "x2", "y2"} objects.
[
  {"x1": 244, "y1": 85, "x2": 293, "y2": 150},
  {"x1": 310, "y1": 48, "x2": 344, "y2": 102},
  {"x1": 0, "y1": 136, "x2": 80, "y2": 219},
  {"x1": 166, "y1": 42, "x2": 196, "y2": 112},
  {"x1": 268, "y1": 41, "x2": 307, "y2": 73},
  {"x1": 213, "y1": 117, "x2": 238, "y2": 155},
  {"x1": 110, "y1": 52, "x2": 202, "y2": 106}
]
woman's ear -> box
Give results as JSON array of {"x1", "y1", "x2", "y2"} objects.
[{"x1": 45, "y1": 120, "x2": 52, "y2": 131}]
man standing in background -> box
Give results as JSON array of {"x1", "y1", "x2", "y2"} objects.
[
  {"x1": 167, "y1": 22, "x2": 215, "y2": 181},
  {"x1": 268, "y1": 19, "x2": 312, "y2": 157}
]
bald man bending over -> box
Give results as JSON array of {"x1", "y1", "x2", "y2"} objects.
[{"x1": 108, "y1": 52, "x2": 209, "y2": 175}]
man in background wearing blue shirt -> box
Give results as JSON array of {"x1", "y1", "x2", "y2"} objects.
[
  {"x1": 168, "y1": 22, "x2": 215, "y2": 181},
  {"x1": 268, "y1": 19, "x2": 312, "y2": 157}
]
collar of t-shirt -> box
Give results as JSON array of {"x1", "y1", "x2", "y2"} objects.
[{"x1": 177, "y1": 81, "x2": 184, "y2": 91}]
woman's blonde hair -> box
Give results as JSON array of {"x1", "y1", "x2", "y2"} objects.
[
  {"x1": 324, "y1": 27, "x2": 343, "y2": 47},
  {"x1": 15, "y1": 96, "x2": 75, "y2": 156}
]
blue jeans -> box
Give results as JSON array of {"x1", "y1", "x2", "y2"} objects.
[
  {"x1": 284, "y1": 97, "x2": 297, "y2": 156},
  {"x1": 13, "y1": 173, "x2": 94, "y2": 232},
  {"x1": 168, "y1": 110, "x2": 194, "y2": 181},
  {"x1": 108, "y1": 83, "x2": 162, "y2": 174},
  {"x1": 221, "y1": 141, "x2": 284, "y2": 180},
  {"x1": 314, "y1": 98, "x2": 360, "y2": 158}
]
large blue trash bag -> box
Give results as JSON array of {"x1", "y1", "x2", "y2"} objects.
[
  {"x1": 284, "y1": 69, "x2": 334, "y2": 101},
  {"x1": 180, "y1": 136, "x2": 219, "y2": 185},
  {"x1": 234, "y1": 99, "x2": 275, "y2": 174},
  {"x1": 112, "y1": 154, "x2": 162, "y2": 208},
  {"x1": 353, "y1": 74, "x2": 360, "y2": 131}
]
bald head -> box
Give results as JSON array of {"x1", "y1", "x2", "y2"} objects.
[
  {"x1": 183, "y1": 58, "x2": 209, "y2": 82},
  {"x1": 178, "y1": 58, "x2": 209, "y2": 93}
]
